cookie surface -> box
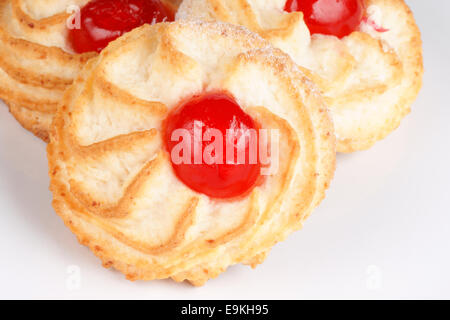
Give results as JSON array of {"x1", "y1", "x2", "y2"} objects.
[
  {"x1": 0, "y1": 0, "x2": 180, "y2": 141},
  {"x1": 178, "y1": 0, "x2": 423, "y2": 152},
  {"x1": 0, "y1": 0, "x2": 94, "y2": 141},
  {"x1": 48, "y1": 21, "x2": 335, "y2": 285}
]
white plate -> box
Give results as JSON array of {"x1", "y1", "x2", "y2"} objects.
[{"x1": 0, "y1": 0, "x2": 449, "y2": 299}]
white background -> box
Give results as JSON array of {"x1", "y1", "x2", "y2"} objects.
[{"x1": 0, "y1": 0, "x2": 449, "y2": 299}]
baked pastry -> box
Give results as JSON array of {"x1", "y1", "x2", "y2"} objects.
[
  {"x1": 0, "y1": 0, "x2": 178, "y2": 141},
  {"x1": 177, "y1": 0, "x2": 423, "y2": 152},
  {"x1": 48, "y1": 21, "x2": 335, "y2": 285}
]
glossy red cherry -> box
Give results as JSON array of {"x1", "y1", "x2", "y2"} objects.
[
  {"x1": 68, "y1": 0, "x2": 173, "y2": 53},
  {"x1": 284, "y1": 0, "x2": 364, "y2": 38},
  {"x1": 164, "y1": 93, "x2": 261, "y2": 199}
]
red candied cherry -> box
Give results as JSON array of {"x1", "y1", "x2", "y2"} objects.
[
  {"x1": 164, "y1": 93, "x2": 262, "y2": 199},
  {"x1": 284, "y1": 0, "x2": 364, "y2": 38},
  {"x1": 68, "y1": 0, "x2": 173, "y2": 53}
]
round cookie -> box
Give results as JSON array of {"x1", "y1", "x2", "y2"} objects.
[
  {"x1": 48, "y1": 21, "x2": 335, "y2": 285},
  {"x1": 177, "y1": 0, "x2": 423, "y2": 152},
  {"x1": 0, "y1": 0, "x2": 180, "y2": 141}
]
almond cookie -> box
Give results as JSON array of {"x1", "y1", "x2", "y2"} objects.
[
  {"x1": 48, "y1": 21, "x2": 335, "y2": 285},
  {"x1": 177, "y1": 0, "x2": 423, "y2": 152},
  {"x1": 0, "y1": 0, "x2": 178, "y2": 141}
]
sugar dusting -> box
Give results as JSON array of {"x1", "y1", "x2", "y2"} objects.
[
  {"x1": 173, "y1": 20, "x2": 323, "y2": 98},
  {"x1": 177, "y1": 0, "x2": 423, "y2": 152}
]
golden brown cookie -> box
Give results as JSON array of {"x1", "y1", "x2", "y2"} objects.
[
  {"x1": 0, "y1": 0, "x2": 180, "y2": 141},
  {"x1": 177, "y1": 0, "x2": 423, "y2": 152},
  {"x1": 48, "y1": 21, "x2": 335, "y2": 285}
]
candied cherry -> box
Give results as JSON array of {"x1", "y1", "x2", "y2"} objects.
[
  {"x1": 284, "y1": 0, "x2": 364, "y2": 38},
  {"x1": 68, "y1": 0, "x2": 173, "y2": 53},
  {"x1": 164, "y1": 93, "x2": 261, "y2": 199}
]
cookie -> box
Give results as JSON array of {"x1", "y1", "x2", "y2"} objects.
[
  {"x1": 48, "y1": 21, "x2": 335, "y2": 285},
  {"x1": 0, "y1": 0, "x2": 178, "y2": 141},
  {"x1": 177, "y1": 0, "x2": 423, "y2": 152}
]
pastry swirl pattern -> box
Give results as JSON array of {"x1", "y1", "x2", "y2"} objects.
[
  {"x1": 0, "y1": 0, "x2": 180, "y2": 141},
  {"x1": 48, "y1": 21, "x2": 335, "y2": 285},
  {"x1": 177, "y1": 0, "x2": 423, "y2": 152}
]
